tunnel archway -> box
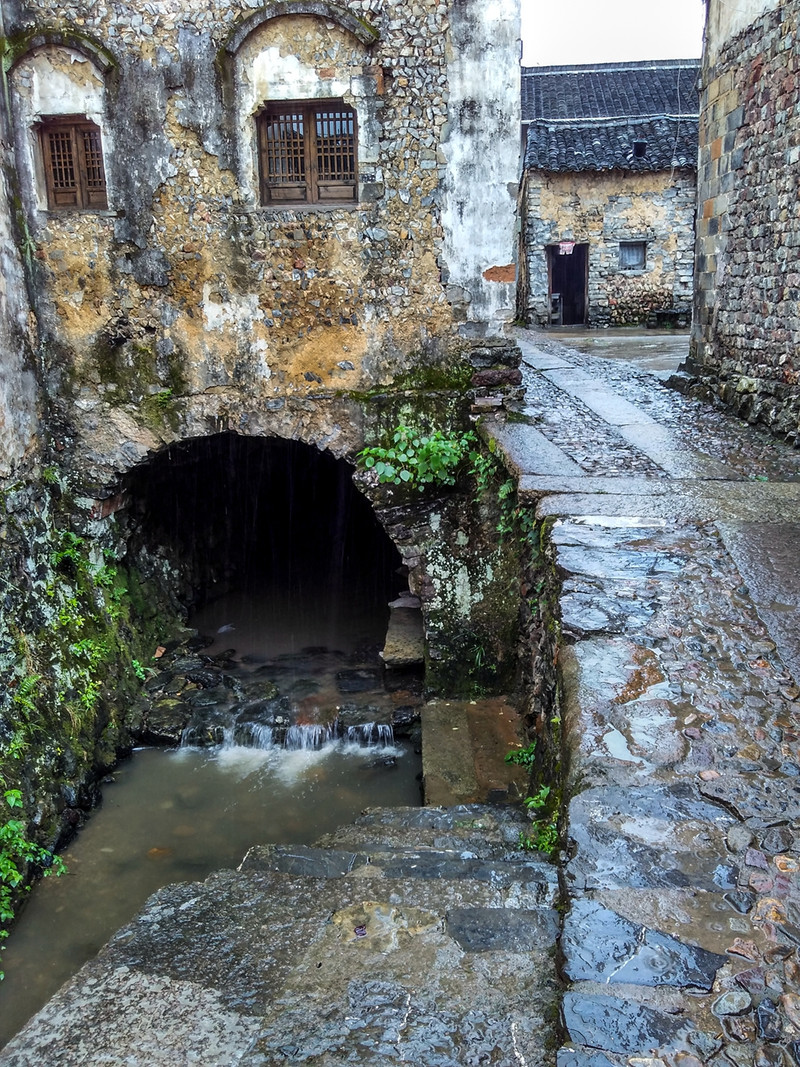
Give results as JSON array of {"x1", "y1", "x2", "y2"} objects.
[{"x1": 121, "y1": 432, "x2": 404, "y2": 646}]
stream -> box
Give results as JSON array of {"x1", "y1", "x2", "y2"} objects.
[{"x1": 0, "y1": 580, "x2": 422, "y2": 1048}]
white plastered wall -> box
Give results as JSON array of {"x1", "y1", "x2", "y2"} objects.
[
  {"x1": 705, "y1": 0, "x2": 781, "y2": 61},
  {"x1": 440, "y1": 0, "x2": 521, "y2": 331}
]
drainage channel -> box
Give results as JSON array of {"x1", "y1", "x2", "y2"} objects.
[{"x1": 0, "y1": 583, "x2": 423, "y2": 1049}]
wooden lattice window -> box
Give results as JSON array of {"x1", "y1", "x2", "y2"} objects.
[
  {"x1": 258, "y1": 101, "x2": 357, "y2": 206},
  {"x1": 39, "y1": 117, "x2": 107, "y2": 210}
]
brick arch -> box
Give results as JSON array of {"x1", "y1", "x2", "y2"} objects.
[
  {"x1": 222, "y1": 1, "x2": 379, "y2": 57},
  {"x1": 4, "y1": 27, "x2": 117, "y2": 77}
]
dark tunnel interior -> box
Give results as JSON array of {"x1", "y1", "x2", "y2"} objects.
[{"x1": 122, "y1": 433, "x2": 404, "y2": 620}]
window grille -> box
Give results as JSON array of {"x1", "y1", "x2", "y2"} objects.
[
  {"x1": 258, "y1": 101, "x2": 356, "y2": 205},
  {"x1": 39, "y1": 117, "x2": 107, "y2": 210},
  {"x1": 619, "y1": 241, "x2": 647, "y2": 270}
]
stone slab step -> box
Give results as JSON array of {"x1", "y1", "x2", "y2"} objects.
[
  {"x1": 381, "y1": 600, "x2": 425, "y2": 667},
  {"x1": 313, "y1": 804, "x2": 545, "y2": 863},
  {"x1": 239, "y1": 843, "x2": 558, "y2": 903},
  {"x1": 421, "y1": 697, "x2": 529, "y2": 806},
  {"x1": 0, "y1": 860, "x2": 560, "y2": 1066}
]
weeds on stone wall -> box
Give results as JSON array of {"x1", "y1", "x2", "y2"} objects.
[
  {"x1": 358, "y1": 424, "x2": 477, "y2": 491},
  {"x1": 0, "y1": 782, "x2": 65, "y2": 980},
  {"x1": 0, "y1": 473, "x2": 183, "y2": 938}
]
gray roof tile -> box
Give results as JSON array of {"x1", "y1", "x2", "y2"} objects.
[{"x1": 522, "y1": 60, "x2": 700, "y2": 173}]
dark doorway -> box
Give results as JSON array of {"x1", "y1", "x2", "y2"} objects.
[{"x1": 547, "y1": 243, "x2": 588, "y2": 326}]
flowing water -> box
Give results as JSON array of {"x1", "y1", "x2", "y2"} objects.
[{"x1": 0, "y1": 580, "x2": 422, "y2": 1048}]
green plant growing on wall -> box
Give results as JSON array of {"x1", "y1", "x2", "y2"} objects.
[
  {"x1": 505, "y1": 740, "x2": 537, "y2": 766},
  {"x1": 518, "y1": 785, "x2": 560, "y2": 856},
  {"x1": 358, "y1": 424, "x2": 476, "y2": 491},
  {"x1": 0, "y1": 786, "x2": 65, "y2": 980}
]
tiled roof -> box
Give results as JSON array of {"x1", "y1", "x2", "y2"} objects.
[
  {"x1": 524, "y1": 116, "x2": 699, "y2": 172},
  {"x1": 522, "y1": 59, "x2": 700, "y2": 173},
  {"x1": 521, "y1": 60, "x2": 700, "y2": 123}
]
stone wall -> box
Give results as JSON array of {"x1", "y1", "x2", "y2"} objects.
[
  {"x1": 0, "y1": 6, "x2": 39, "y2": 479},
  {"x1": 4, "y1": 0, "x2": 519, "y2": 490},
  {"x1": 685, "y1": 0, "x2": 800, "y2": 441},
  {"x1": 523, "y1": 168, "x2": 696, "y2": 327}
]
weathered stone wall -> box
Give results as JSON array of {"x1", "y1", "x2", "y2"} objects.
[
  {"x1": 686, "y1": 0, "x2": 800, "y2": 441},
  {"x1": 4, "y1": 0, "x2": 519, "y2": 490},
  {"x1": 0, "y1": 6, "x2": 39, "y2": 479},
  {"x1": 523, "y1": 168, "x2": 696, "y2": 327},
  {"x1": 0, "y1": 0, "x2": 523, "y2": 893}
]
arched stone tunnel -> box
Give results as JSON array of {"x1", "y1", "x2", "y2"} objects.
[{"x1": 118, "y1": 432, "x2": 405, "y2": 636}]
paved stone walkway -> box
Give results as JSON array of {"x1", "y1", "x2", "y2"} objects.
[
  {"x1": 3, "y1": 328, "x2": 800, "y2": 1065},
  {"x1": 487, "y1": 329, "x2": 800, "y2": 1067}
]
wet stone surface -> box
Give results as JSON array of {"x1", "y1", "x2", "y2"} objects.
[
  {"x1": 129, "y1": 634, "x2": 424, "y2": 750},
  {"x1": 1, "y1": 807, "x2": 559, "y2": 1066},
  {"x1": 8, "y1": 330, "x2": 800, "y2": 1064},
  {"x1": 494, "y1": 331, "x2": 800, "y2": 1067}
]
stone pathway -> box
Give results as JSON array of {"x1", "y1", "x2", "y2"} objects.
[
  {"x1": 4, "y1": 327, "x2": 800, "y2": 1065},
  {"x1": 486, "y1": 329, "x2": 800, "y2": 1067},
  {"x1": 0, "y1": 807, "x2": 560, "y2": 1066}
]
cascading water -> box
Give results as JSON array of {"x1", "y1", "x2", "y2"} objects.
[
  {"x1": 188, "y1": 711, "x2": 397, "y2": 753},
  {"x1": 0, "y1": 434, "x2": 426, "y2": 1050}
]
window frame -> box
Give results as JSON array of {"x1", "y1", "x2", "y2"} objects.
[
  {"x1": 256, "y1": 99, "x2": 358, "y2": 207},
  {"x1": 37, "y1": 115, "x2": 108, "y2": 211},
  {"x1": 619, "y1": 240, "x2": 647, "y2": 271}
]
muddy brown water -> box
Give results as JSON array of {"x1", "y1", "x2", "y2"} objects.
[{"x1": 0, "y1": 587, "x2": 421, "y2": 1048}]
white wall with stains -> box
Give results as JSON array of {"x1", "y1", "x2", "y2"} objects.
[{"x1": 440, "y1": 0, "x2": 521, "y2": 332}]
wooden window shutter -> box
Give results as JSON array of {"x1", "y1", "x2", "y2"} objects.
[
  {"x1": 40, "y1": 118, "x2": 107, "y2": 210},
  {"x1": 258, "y1": 101, "x2": 357, "y2": 206}
]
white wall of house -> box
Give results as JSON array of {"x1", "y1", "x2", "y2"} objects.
[{"x1": 440, "y1": 0, "x2": 521, "y2": 332}]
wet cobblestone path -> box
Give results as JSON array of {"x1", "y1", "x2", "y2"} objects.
[{"x1": 490, "y1": 329, "x2": 800, "y2": 1067}]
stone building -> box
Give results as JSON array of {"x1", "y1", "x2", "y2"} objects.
[
  {"x1": 681, "y1": 0, "x2": 800, "y2": 442},
  {"x1": 0, "y1": 0, "x2": 525, "y2": 886},
  {"x1": 519, "y1": 60, "x2": 699, "y2": 328},
  {"x1": 2, "y1": 0, "x2": 520, "y2": 489}
]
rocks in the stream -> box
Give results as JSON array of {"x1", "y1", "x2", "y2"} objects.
[{"x1": 128, "y1": 631, "x2": 422, "y2": 750}]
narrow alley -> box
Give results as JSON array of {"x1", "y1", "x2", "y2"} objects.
[{"x1": 490, "y1": 329, "x2": 800, "y2": 1067}]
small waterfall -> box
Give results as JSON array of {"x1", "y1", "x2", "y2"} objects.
[
  {"x1": 284, "y1": 723, "x2": 338, "y2": 750},
  {"x1": 345, "y1": 723, "x2": 395, "y2": 747},
  {"x1": 185, "y1": 715, "x2": 396, "y2": 753},
  {"x1": 246, "y1": 721, "x2": 277, "y2": 746}
]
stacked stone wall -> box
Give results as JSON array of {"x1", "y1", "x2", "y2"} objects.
[
  {"x1": 688, "y1": 1, "x2": 800, "y2": 441},
  {"x1": 523, "y1": 168, "x2": 696, "y2": 327}
]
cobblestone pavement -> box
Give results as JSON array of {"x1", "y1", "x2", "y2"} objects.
[{"x1": 490, "y1": 329, "x2": 800, "y2": 1067}]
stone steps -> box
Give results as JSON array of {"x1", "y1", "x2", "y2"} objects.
[
  {"x1": 313, "y1": 803, "x2": 536, "y2": 857},
  {"x1": 0, "y1": 805, "x2": 561, "y2": 1066}
]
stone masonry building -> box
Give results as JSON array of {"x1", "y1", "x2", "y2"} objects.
[
  {"x1": 0, "y1": 0, "x2": 525, "y2": 905},
  {"x1": 0, "y1": 0, "x2": 520, "y2": 490},
  {"x1": 519, "y1": 60, "x2": 699, "y2": 328},
  {"x1": 682, "y1": 0, "x2": 800, "y2": 443}
]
